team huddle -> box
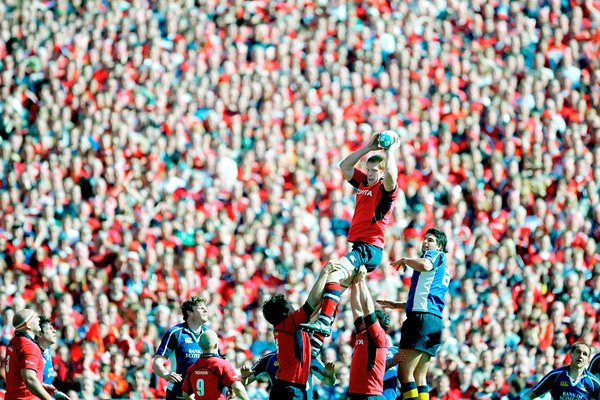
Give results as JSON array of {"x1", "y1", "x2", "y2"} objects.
[{"x1": 5, "y1": 133, "x2": 600, "y2": 400}]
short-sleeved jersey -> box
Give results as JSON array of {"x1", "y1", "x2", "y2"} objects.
[
  {"x1": 5, "y1": 333, "x2": 45, "y2": 400},
  {"x1": 406, "y1": 250, "x2": 450, "y2": 317},
  {"x1": 273, "y1": 302, "x2": 314, "y2": 385},
  {"x1": 531, "y1": 366, "x2": 600, "y2": 399},
  {"x1": 589, "y1": 353, "x2": 600, "y2": 377},
  {"x1": 182, "y1": 353, "x2": 240, "y2": 400},
  {"x1": 383, "y1": 346, "x2": 399, "y2": 400},
  {"x1": 42, "y1": 348, "x2": 55, "y2": 385},
  {"x1": 155, "y1": 323, "x2": 206, "y2": 394},
  {"x1": 347, "y1": 168, "x2": 398, "y2": 249},
  {"x1": 349, "y1": 315, "x2": 389, "y2": 396},
  {"x1": 251, "y1": 350, "x2": 329, "y2": 400}
]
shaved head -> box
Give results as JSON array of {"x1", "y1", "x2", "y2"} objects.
[
  {"x1": 199, "y1": 330, "x2": 219, "y2": 352},
  {"x1": 13, "y1": 309, "x2": 37, "y2": 332}
]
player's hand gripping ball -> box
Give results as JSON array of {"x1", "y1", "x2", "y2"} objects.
[{"x1": 378, "y1": 130, "x2": 398, "y2": 150}]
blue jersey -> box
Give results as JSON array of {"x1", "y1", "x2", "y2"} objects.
[
  {"x1": 251, "y1": 351, "x2": 329, "y2": 400},
  {"x1": 155, "y1": 323, "x2": 206, "y2": 396},
  {"x1": 590, "y1": 353, "x2": 600, "y2": 377},
  {"x1": 383, "y1": 346, "x2": 399, "y2": 400},
  {"x1": 406, "y1": 250, "x2": 449, "y2": 317},
  {"x1": 531, "y1": 366, "x2": 600, "y2": 399},
  {"x1": 42, "y1": 348, "x2": 55, "y2": 385}
]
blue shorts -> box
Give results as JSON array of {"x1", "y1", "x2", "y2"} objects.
[
  {"x1": 345, "y1": 242, "x2": 383, "y2": 273},
  {"x1": 270, "y1": 380, "x2": 307, "y2": 400},
  {"x1": 399, "y1": 312, "x2": 443, "y2": 357}
]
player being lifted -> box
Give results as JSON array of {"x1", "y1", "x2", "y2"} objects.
[{"x1": 300, "y1": 131, "x2": 400, "y2": 357}]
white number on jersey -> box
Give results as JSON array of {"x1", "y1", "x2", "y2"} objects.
[{"x1": 196, "y1": 378, "x2": 205, "y2": 396}]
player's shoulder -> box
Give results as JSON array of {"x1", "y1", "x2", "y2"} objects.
[
  {"x1": 165, "y1": 323, "x2": 186, "y2": 334},
  {"x1": 12, "y1": 335, "x2": 39, "y2": 352}
]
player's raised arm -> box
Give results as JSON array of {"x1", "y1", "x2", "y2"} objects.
[
  {"x1": 350, "y1": 267, "x2": 367, "y2": 322},
  {"x1": 339, "y1": 133, "x2": 380, "y2": 181},
  {"x1": 382, "y1": 133, "x2": 399, "y2": 192}
]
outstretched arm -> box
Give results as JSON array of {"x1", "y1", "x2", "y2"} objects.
[
  {"x1": 382, "y1": 140, "x2": 399, "y2": 192},
  {"x1": 391, "y1": 257, "x2": 433, "y2": 273},
  {"x1": 339, "y1": 134, "x2": 380, "y2": 180},
  {"x1": 376, "y1": 300, "x2": 406, "y2": 310}
]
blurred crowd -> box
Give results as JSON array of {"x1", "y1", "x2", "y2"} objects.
[{"x1": 0, "y1": 0, "x2": 599, "y2": 398}]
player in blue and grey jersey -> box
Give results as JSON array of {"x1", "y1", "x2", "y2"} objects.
[
  {"x1": 153, "y1": 296, "x2": 209, "y2": 400},
  {"x1": 240, "y1": 351, "x2": 336, "y2": 400},
  {"x1": 589, "y1": 350, "x2": 600, "y2": 378},
  {"x1": 380, "y1": 227, "x2": 450, "y2": 400},
  {"x1": 524, "y1": 342, "x2": 600, "y2": 399}
]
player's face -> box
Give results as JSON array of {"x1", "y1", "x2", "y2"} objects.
[
  {"x1": 41, "y1": 323, "x2": 57, "y2": 345},
  {"x1": 191, "y1": 302, "x2": 209, "y2": 324},
  {"x1": 421, "y1": 233, "x2": 441, "y2": 253},
  {"x1": 365, "y1": 162, "x2": 383, "y2": 186},
  {"x1": 571, "y1": 346, "x2": 590, "y2": 368},
  {"x1": 29, "y1": 313, "x2": 41, "y2": 335}
]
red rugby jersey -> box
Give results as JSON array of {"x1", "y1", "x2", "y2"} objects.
[
  {"x1": 274, "y1": 303, "x2": 314, "y2": 385},
  {"x1": 5, "y1": 333, "x2": 45, "y2": 400},
  {"x1": 182, "y1": 354, "x2": 241, "y2": 400},
  {"x1": 349, "y1": 317, "x2": 389, "y2": 395},
  {"x1": 347, "y1": 168, "x2": 399, "y2": 248}
]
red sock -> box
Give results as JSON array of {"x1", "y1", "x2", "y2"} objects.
[{"x1": 320, "y1": 282, "x2": 342, "y2": 325}]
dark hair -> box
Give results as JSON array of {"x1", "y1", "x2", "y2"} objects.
[
  {"x1": 426, "y1": 228, "x2": 448, "y2": 252},
  {"x1": 38, "y1": 315, "x2": 52, "y2": 334},
  {"x1": 181, "y1": 296, "x2": 207, "y2": 321},
  {"x1": 366, "y1": 154, "x2": 386, "y2": 170},
  {"x1": 262, "y1": 294, "x2": 289, "y2": 326},
  {"x1": 375, "y1": 310, "x2": 390, "y2": 332}
]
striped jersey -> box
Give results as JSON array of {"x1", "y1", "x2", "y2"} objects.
[
  {"x1": 155, "y1": 323, "x2": 207, "y2": 396},
  {"x1": 406, "y1": 250, "x2": 450, "y2": 317},
  {"x1": 590, "y1": 353, "x2": 600, "y2": 377},
  {"x1": 531, "y1": 366, "x2": 600, "y2": 399}
]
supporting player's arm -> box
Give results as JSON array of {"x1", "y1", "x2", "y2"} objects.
[
  {"x1": 339, "y1": 134, "x2": 380, "y2": 180},
  {"x1": 382, "y1": 139, "x2": 399, "y2": 191},
  {"x1": 307, "y1": 261, "x2": 339, "y2": 309},
  {"x1": 356, "y1": 267, "x2": 375, "y2": 315},
  {"x1": 350, "y1": 267, "x2": 367, "y2": 321},
  {"x1": 231, "y1": 381, "x2": 251, "y2": 400},
  {"x1": 21, "y1": 368, "x2": 54, "y2": 400}
]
